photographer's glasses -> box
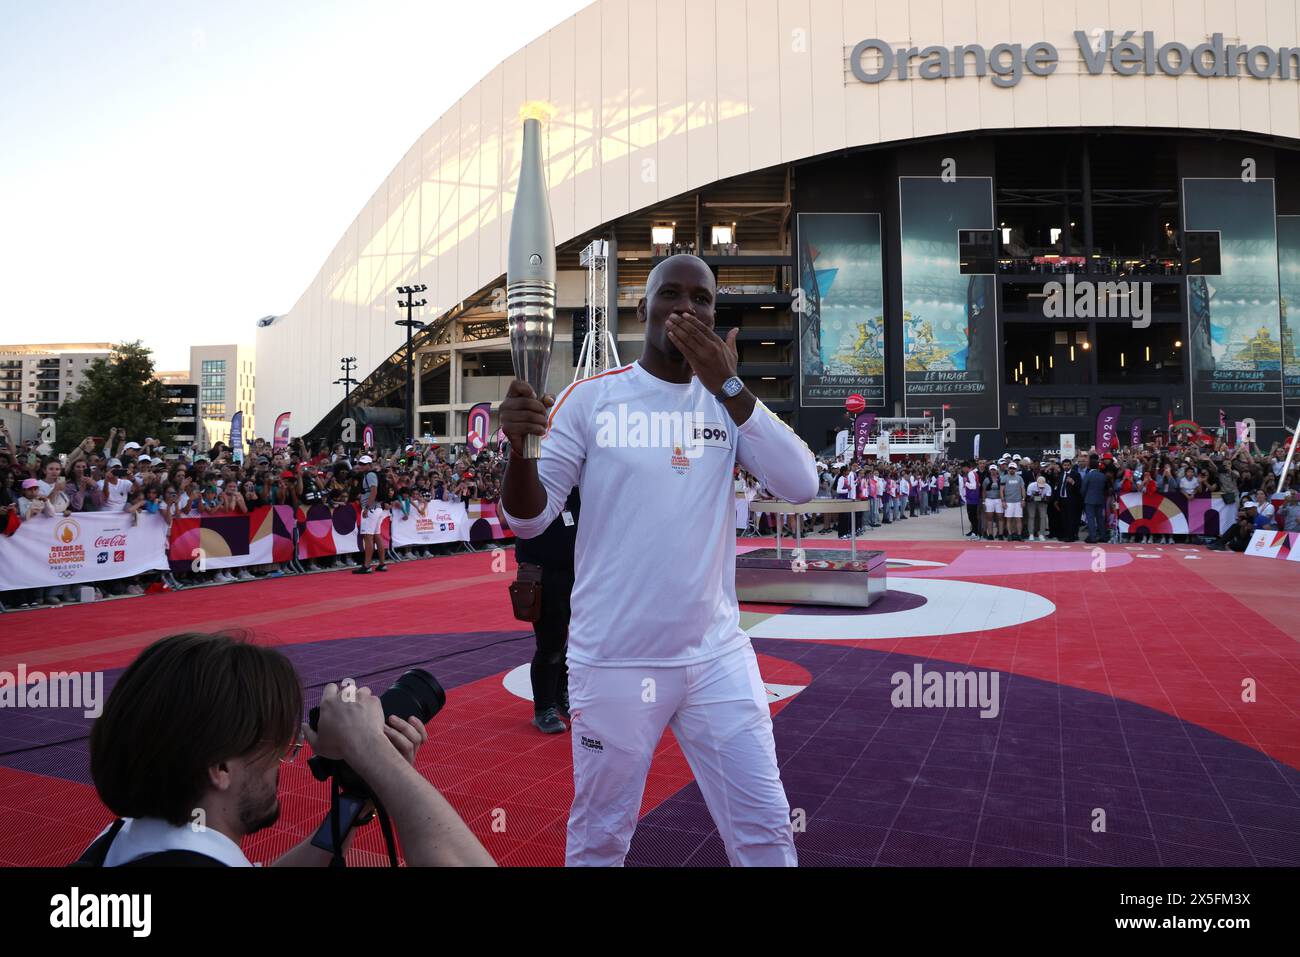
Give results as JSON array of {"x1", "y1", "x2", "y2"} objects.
[{"x1": 280, "y1": 732, "x2": 306, "y2": 765}]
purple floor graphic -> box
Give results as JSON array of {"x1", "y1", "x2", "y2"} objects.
[
  {"x1": 3, "y1": 630, "x2": 1297, "y2": 866},
  {"x1": 626, "y1": 638, "x2": 1300, "y2": 866},
  {"x1": 0, "y1": 631, "x2": 535, "y2": 786}
]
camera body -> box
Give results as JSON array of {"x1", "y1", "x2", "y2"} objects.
[{"x1": 306, "y1": 669, "x2": 446, "y2": 794}]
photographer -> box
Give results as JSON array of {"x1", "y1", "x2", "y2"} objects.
[{"x1": 80, "y1": 631, "x2": 493, "y2": 867}]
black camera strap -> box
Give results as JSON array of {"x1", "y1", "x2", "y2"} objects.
[
  {"x1": 374, "y1": 796, "x2": 399, "y2": 868},
  {"x1": 325, "y1": 777, "x2": 400, "y2": 868}
]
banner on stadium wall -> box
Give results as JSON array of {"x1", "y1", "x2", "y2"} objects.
[
  {"x1": 167, "y1": 505, "x2": 295, "y2": 573},
  {"x1": 1244, "y1": 529, "x2": 1300, "y2": 561},
  {"x1": 899, "y1": 177, "x2": 999, "y2": 430},
  {"x1": 796, "y1": 212, "x2": 886, "y2": 408},
  {"x1": 1183, "y1": 179, "x2": 1284, "y2": 432},
  {"x1": 389, "y1": 503, "x2": 468, "y2": 547},
  {"x1": 1115, "y1": 491, "x2": 1237, "y2": 537},
  {"x1": 1278, "y1": 216, "x2": 1300, "y2": 425},
  {"x1": 0, "y1": 512, "x2": 170, "y2": 590}
]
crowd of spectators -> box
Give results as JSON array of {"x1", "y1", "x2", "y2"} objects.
[
  {"x1": 737, "y1": 434, "x2": 1300, "y2": 551},
  {"x1": 740, "y1": 459, "x2": 954, "y2": 537},
  {"x1": 957, "y1": 438, "x2": 1300, "y2": 549},
  {"x1": 4, "y1": 417, "x2": 1297, "y2": 610},
  {"x1": 0, "y1": 420, "x2": 507, "y2": 608}
]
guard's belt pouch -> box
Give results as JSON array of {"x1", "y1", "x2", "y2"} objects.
[{"x1": 510, "y1": 562, "x2": 544, "y2": 622}]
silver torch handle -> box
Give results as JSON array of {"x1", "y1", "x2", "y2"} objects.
[
  {"x1": 507, "y1": 114, "x2": 557, "y2": 460},
  {"x1": 508, "y1": 275, "x2": 555, "y2": 458}
]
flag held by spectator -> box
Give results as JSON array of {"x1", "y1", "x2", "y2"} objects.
[
  {"x1": 273, "y1": 413, "x2": 291, "y2": 451},
  {"x1": 230, "y1": 411, "x2": 244, "y2": 464},
  {"x1": 1096, "y1": 405, "x2": 1121, "y2": 452},
  {"x1": 467, "y1": 402, "x2": 491, "y2": 452}
]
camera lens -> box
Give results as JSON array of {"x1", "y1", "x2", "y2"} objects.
[{"x1": 380, "y1": 669, "x2": 445, "y2": 725}]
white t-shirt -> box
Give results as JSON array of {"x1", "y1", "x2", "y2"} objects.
[
  {"x1": 501, "y1": 360, "x2": 818, "y2": 667},
  {"x1": 100, "y1": 477, "x2": 131, "y2": 509}
]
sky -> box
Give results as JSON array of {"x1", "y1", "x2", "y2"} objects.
[{"x1": 0, "y1": 0, "x2": 591, "y2": 370}]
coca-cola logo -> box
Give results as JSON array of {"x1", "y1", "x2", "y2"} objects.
[
  {"x1": 94, "y1": 534, "x2": 128, "y2": 547},
  {"x1": 434, "y1": 511, "x2": 452, "y2": 521}
]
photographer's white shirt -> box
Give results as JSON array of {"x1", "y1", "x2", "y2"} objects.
[
  {"x1": 95, "y1": 817, "x2": 254, "y2": 867},
  {"x1": 100, "y1": 477, "x2": 131, "y2": 509},
  {"x1": 501, "y1": 360, "x2": 818, "y2": 667}
]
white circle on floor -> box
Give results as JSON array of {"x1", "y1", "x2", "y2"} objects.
[{"x1": 744, "y1": 576, "x2": 1056, "y2": 641}]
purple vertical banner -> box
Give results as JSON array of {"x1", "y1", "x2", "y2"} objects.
[
  {"x1": 854, "y1": 413, "x2": 876, "y2": 460},
  {"x1": 1130, "y1": 418, "x2": 1142, "y2": 447},
  {"x1": 1096, "y1": 405, "x2": 1121, "y2": 451},
  {"x1": 229, "y1": 411, "x2": 243, "y2": 464},
  {"x1": 467, "y1": 402, "x2": 491, "y2": 451}
]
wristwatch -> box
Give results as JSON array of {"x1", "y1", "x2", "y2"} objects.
[{"x1": 715, "y1": 376, "x2": 745, "y2": 402}]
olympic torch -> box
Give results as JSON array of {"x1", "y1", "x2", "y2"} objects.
[{"x1": 508, "y1": 110, "x2": 556, "y2": 459}]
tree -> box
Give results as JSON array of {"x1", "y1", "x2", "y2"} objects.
[{"x1": 52, "y1": 341, "x2": 175, "y2": 453}]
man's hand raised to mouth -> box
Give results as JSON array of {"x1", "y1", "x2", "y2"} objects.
[
  {"x1": 665, "y1": 311, "x2": 755, "y2": 426},
  {"x1": 665, "y1": 311, "x2": 735, "y2": 393}
]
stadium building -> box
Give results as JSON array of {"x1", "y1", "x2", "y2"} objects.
[{"x1": 256, "y1": 0, "x2": 1300, "y2": 458}]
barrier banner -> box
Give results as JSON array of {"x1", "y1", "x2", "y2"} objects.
[
  {"x1": 0, "y1": 512, "x2": 169, "y2": 590},
  {"x1": 390, "y1": 503, "x2": 468, "y2": 547},
  {"x1": 297, "y1": 502, "x2": 361, "y2": 559},
  {"x1": 1115, "y1": 491, "x2": 1237, "y2": 537},
  {"x1": 167, "y1": 505, "x2": 295, "y2": 573},
  {"x1": 465, "y1": 500, "x2": 514, "y2": 544},
  {"x1": 1245, "y1": 529, "x2": 1300, "y2": 560}
]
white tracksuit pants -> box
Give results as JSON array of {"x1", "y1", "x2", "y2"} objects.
[{"x1": 565, "y1": 642, "x2": 797, "y2": 867}]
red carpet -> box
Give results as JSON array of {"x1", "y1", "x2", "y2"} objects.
[{"x1": 2, "y1": 539, "x2": 1298, "y2": 866}]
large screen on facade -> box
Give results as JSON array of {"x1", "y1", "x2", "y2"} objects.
[
  {"x1": 1183, "y1": 178, "x2": 1284, "y2": 431},
  {"x1": 796, "y1": 212, "x2": 886, "y2": 408},
  {"x1": 1277, "y1": 215, "x2": 1300, "y2": 428},
  {"x1": 898, "y1": 176, "x2": 1000, "y2": 430}
]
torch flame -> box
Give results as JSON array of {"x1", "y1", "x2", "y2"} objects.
[
  {"x1": 518, "y1": 100, "x2": 556, "y2": 125},
  {"x1": 61, "y1": 525, "x2": 74, "y2": 543}
]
